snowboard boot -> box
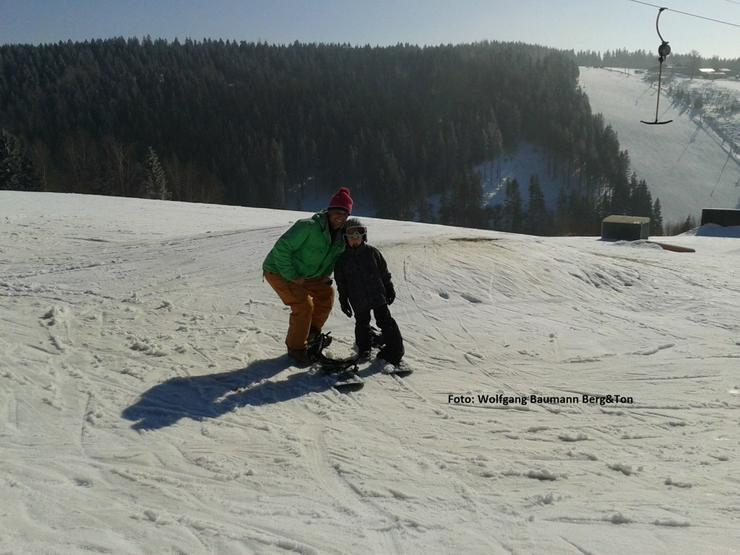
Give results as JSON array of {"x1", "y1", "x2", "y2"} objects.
[
  {"x1": 288, "y1": 348, "x2": 316, "y2": 367},
  {"x1": 377, "y1": 348, "x2": 401, "y2": 367}
]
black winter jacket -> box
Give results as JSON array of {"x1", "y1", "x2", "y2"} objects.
[{"x1": 334, "y1": 243, "x2": 394, "y2": 314}]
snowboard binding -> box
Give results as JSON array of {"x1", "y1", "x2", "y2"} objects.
[
  {"x1": 305, "y1": 330, "x2": 358, "y2": 373},
  {"x1": 306, "y1": 330, "x2": 333, "y2": 360}
]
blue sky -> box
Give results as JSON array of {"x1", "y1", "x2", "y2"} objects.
[{"x1": 1, "y1": 0, "x2": 738, "y2": 59}]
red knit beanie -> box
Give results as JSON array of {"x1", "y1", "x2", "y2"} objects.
[{"x1": 327, "y1": 187, "x2": 353, "y2": 214}]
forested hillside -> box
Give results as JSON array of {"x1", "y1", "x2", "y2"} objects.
[{"x1": 1, "y1": 39, "x2": 660, "y2": 234}]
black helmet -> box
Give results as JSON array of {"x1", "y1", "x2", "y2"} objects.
[{"x1": 344, "y1": 217, "x2": 367, "y2": 243}]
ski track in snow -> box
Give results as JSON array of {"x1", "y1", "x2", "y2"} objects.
[{"x1": 1, "y1": 192, "x2": 739, "y2": 554}]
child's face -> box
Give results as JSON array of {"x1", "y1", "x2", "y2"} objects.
[
  {"x1": 347, "y1": 234, "x2": 363, "y2": 248},
  {"x1": 345, "y1": 228, "x2": 364, "y2": 248}
]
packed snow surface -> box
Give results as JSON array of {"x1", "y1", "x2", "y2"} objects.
[{"x1": 1, "y1": 192, "x2": 739, "y2": 554}]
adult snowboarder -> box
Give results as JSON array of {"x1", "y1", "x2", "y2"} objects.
[
  {"x1": 333, "y1": 218, "x2": 405, "y2": 366},
  {"x1": 263, "y1": 187, "x2": 352, "y2": 364}
]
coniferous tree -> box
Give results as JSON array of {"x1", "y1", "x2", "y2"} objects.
[
  {"x1": 0, "y1": 129, "x2": 40, "y2": 191},
  {"x1": 500, "y1": 178, "x2": 523, "y2": 233},
  {"x1": 143, "y1": 146, "x2": 169, "y2": 200},
  {"x1": 628, "y1": 174, "x2": 653, "y2": 217},
  {"x1": 524, "y1": 175, "x2": 552, "y2": 236},
  {"x1": 651, "y1": 198, "x2": 664, "y2": 236},
  {"x1": 267, "y1": 138, "x2": 287, "y2": 208},
  {"x1": 683, "y1": 214, "x2": 697, "y2": 233},
  {"x1": 102, "y1": 137, "x2": 140, "y2": 197},
  {"x1": 554, "y1": 187, "x2": 569, "y2": 233}
]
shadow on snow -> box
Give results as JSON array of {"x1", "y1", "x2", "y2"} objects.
[{"x1": 122, "y1": 355, "x2": 382, "y2": 430}]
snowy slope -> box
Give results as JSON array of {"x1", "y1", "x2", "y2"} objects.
[
  {"x1": 1, "y1": 191, "x2": 739, "y2": 554},
  {"x1": 671, "y1": 76, "x2": 740, "y2": 149},
  {"x1": 579, "y1": 67, "x2": 740, "y2": 223}
]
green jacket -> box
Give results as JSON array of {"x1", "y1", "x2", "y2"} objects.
[{"x1": 263, "y1": 211, "x2": 346, "y2": 281}]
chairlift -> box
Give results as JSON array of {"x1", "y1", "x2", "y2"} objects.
[{"x1": 641, "y1": 8, "x2": 673, "y2": 125}]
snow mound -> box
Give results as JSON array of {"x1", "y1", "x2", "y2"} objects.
[{"x1": 685, "y1": 223, "x2": 740, "y2": 238}]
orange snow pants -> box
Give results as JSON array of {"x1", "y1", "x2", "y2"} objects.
[{"x1": 264, "y1": 272, "x2": 335, "y2": 351}]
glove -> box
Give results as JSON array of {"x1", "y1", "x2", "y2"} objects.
[
  {"x1": 340, "y1": 296, "x2": 353, "y2": 318},
  {"x1": 386, "y1": 285, "x2": 396, "y2": 305}
]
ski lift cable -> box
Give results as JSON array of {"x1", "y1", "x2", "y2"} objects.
[{"x1": 627, "y1": 0, "x2": 740, "y2": 28}]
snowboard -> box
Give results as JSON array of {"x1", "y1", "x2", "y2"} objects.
[
  {"x1": 322, "y1": 367, "x2": 364, "y2": 392},
  {"x1": 309, "y1": 334, "x2": 364, "y2": 391},
  {"x1": 316, "y1": 354, "x2": 364, "y2": 391}
]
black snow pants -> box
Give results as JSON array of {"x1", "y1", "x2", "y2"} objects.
[{"x1": 355, "y1": 304, "x2": 404, "y2": 365}]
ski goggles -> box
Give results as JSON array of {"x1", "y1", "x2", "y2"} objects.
[{"x1": 344, "y1": 227, "x2": 366, "y2": 240}]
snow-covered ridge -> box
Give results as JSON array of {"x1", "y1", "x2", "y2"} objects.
[{"x1": 1, "y1": 192, "x2": 738, "y2": 554}]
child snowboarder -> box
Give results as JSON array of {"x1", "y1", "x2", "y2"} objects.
[{"x1": 333, "y1": 218, "x2": 405, "y2": 367}]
